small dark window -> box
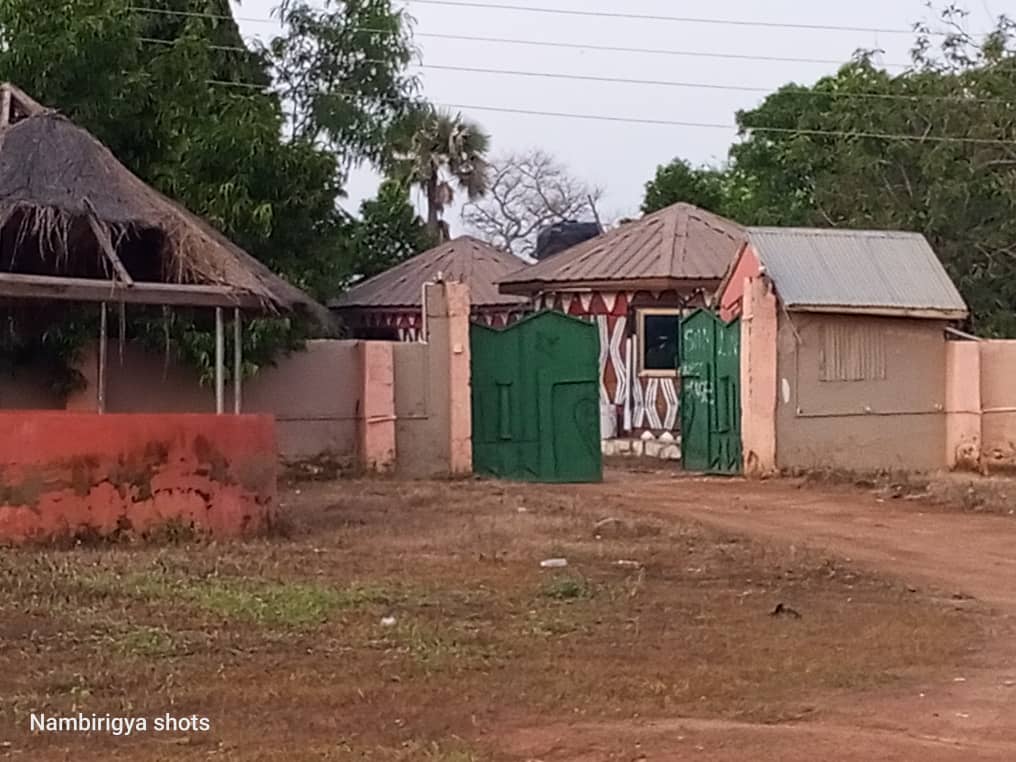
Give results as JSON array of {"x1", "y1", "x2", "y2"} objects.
[{"x1": 640, "y1": 312, "x2": 681, "y2": 373}]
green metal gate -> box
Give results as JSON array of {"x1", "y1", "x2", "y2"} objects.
[
  {"x1": 680, "y1": 310, "x2": 742, "y2": 475},
  {"x1": 471, "y1": 311, "x2": 602, "y2": 483}
]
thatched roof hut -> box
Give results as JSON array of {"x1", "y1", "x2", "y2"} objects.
[{"x1": 0, "y1": 83, "x2": 329, "y2": 324}]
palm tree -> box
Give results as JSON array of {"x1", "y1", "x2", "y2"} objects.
[{"x1": 392, "y1": 105, "x2": 490, "y2": 242}]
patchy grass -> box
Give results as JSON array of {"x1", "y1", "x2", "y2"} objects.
[
  {"x1": 0, "y1": 476, "x2": 983, "y2": 761},
  {"x1": 114, "y1": 625, "x2": 180, "y2": 658},
  {"x1": 540, "y1": 573, "x2": 594, "y2": 601},
  {"x1": 76, "y1": 571, "x2": 398, "y2": 628}
]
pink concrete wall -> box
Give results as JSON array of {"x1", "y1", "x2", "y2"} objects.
[
  {"x1": 980, "y1": 340, "x2": 1016, "y2": 469},
  {"x1": 359, "y1": 342, "x2": 396, "y2": 471},
  {"x1": 719, "y1": 245, "x2": 761, "y2": 323},
  {"x1": 945, "y1": 341, "x2": 982, "y2": 470},
  {"x1": 243, "y1": 341, "x2": 361, "y2": 460},
  {"x1": 740, "y1": 275, "x2": 778, "y2": 477},
  {"x1": 86, "y1": 341, "x2": 362, "y2": 461},
  {"x1": 775, "y1": 314, "x2": 949, "y2": 472},
  {"x1": 393, "y1": 282, "x2": 473, "y2": 478},
  {"x1": 434, "y1": 282, "x2": 473, "y2": 475},
  {"x1": 0, "y1": 412, "x2": 276, "y2": 544},
  {"x1": 1, "y1": 284, "x2": 473, "y2": 476}
]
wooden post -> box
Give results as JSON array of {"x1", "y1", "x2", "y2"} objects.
[
  {"x1": 0, "y1": 86, "x2": 12, "y2": 129},
  {"x1": 215, "y1": 307, "x2": 224, "y2": 415},
  {"x1": 98, "y1": 302, "x2": 108, "y2": 414},
  {"x1": 233, "y1": 307, "x2": 242, "y2": 414}
]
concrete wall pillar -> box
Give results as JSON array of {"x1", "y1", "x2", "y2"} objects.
[
  {"x1": 740, "y1": 275, "x2": 778, "y2": 477},
  {"x1": 424, "y1": 281, "x2": 473, "y2": 475},
  {"x1": 979, "y1": 340, "x2": 1016, "y2": 470},
  {"x1": 944, "y1": 341, "x2": 982, "y2": 470},
  {"x1": 359, "y1": 341, "x2": 397, "y2": 471}
]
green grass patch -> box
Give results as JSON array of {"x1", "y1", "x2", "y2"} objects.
[
  {"x1": 77, "y1": 571, "x2": 399, "y2": 628},
  {"x1": 540, "y1": 573, "x2": 594, "y2": 601},
  {"x1": 382, "y1": 620, "x2": 504, "y2": 672},
  {"x1": 115, "y1": 625, "x2": 179, "y2": 658}
]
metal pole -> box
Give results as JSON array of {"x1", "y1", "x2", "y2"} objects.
[
  {"x1": 215, "y1": 307, "x2": 224, "y2": 415},
  {"x1": 233, "y1": 307, "x2": 242, "y2": 414},
  {"x1": 98, "y1": 302, "x2": 108, "y2": 414}
]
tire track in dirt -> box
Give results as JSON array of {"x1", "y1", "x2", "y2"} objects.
[{"x1": 502, "y1": 473, "x2": 1016, "y2": 762}]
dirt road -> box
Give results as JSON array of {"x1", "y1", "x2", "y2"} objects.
[{"x1": 506, "y1": 472, "x2": 1016, "y2": 762}]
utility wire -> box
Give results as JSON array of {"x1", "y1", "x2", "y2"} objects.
[
  {"x1": 195, "y1": 77, "x2": 1016, "y2": 146},
  {"x1": 436, "y1": 102, "x2": 1016, "y2": 145},
  {"x1": 402, "y1": 0, "x2": 955, "y2": 36},
  {"x1": 419, "y1": 62, "x2": 1014, "y2": 105},
  {"x1": 131, "y1": 3, "x2": 955, "y2": 39},
  {"x1": 407, "y1": 32, "x2": 911, "y2": 69},
  {"x1": 140, "y1": 38, "x2": 1012, "y2": 107},
  {"x1": 131, "y1": 4, "x2": 276, "y2": 25},
  {"x1": 129, "y1": 6, "x2": 912, "y2": 67},
  {"x1": 130, "y1": 6, "x2": 1016, "y2": 144},
  {"x1": 140, "y1": 29, "x2": 911, "y2": 70}
]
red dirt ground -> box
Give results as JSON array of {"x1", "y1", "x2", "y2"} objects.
[
  {"x1": 3, "y1": 468, "x2": 1015, "y2": 761},
  {"x1": 504, "y1": 471, "x2": 1016, "y2": 761}
]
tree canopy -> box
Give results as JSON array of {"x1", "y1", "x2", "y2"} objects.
[
  {"x1": 642, "y1": 9, "x2": 1016, "y2": 336},
  {"x1": 0, "y1": 0, "x2": 419, "y2": 386}
]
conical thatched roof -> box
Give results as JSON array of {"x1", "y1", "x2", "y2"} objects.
[{"x1": 0, "y1": 83, "x2": 331, "y2": 326}]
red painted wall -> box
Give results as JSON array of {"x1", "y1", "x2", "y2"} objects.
[
  {"x1": 719, "y1": 245, "x2": 761, "y2": 322},
  {"x1": 0, "y1": 412, "x2": 277, "y2": 544}
]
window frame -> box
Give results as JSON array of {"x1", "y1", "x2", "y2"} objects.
[{"x1": 636, "y1": 307, "x2": 682, "y2": 378}]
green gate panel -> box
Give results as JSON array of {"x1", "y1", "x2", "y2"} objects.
[
  {"x1": 471, "y1": 311, "x2": 602, "y2": 483},
  {"x1": 680, "y1": 310, "x2": 742, "y2": 475}
]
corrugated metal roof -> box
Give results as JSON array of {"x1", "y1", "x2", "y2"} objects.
[
  {"x1": 747, "y1": 227, "x2": 968, "y2": 318},
  {"x1": 329, "y1": 236, "x2": 530, "y2": 310},
  {"x1": 498, "y1": 203, "x2": 746, "y2": 292}
]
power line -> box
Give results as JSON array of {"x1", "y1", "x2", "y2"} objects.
[
  {"x1": 195, "y1": 76, "x2": 1016, "y2": 146},
  {"x1": 131, "y1": 5, "x2": 276, "y2": 25},
  {"x1": 420, "y1": 63, "x2": 1013, "y2": 105},
  {"x1": 139, "y1": 38, "x2": 1009, "y2": 107},
  {"x1": 402, "y1": 0, "x2": 951, "y2": 36},
  {"x1": 131, "y1": 6, "x2": 916, "y2": 68},
  {"x1": 415, "y1": 32, "x2": 910, "y2": 69},
  {"x1": 130, "y1": 3, "x2": 950, "y2": 42},
  {"x1": 435, "y1": 102, "x2": 1016, "y2": 145},
  {"x1": 138, "y1": 31, "x2": 909, "y2": 70}
]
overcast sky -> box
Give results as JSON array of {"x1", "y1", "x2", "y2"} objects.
[{"x1": 237, "y1": 0, "x2": 1009, "y2": 226}]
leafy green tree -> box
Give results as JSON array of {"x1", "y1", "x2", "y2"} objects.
[
  {"x1": 0, "y1": 0, "x2": 418, "y2": 384},
  {"x1": 727, "y1": 8, "x2": 1016, "y2": 335},
  {"x1": 639, "y1": 7, "x2": 1015, "y2": 335},
  {"x1": 349, "y1": 179, "x2": 436, "y2": 280},
  {"x1": 641, "y1": 158, "x2": 730, "y2": 215},
  {"x1": 269, "y1": 0, "x2": 418, "y2": 171}
]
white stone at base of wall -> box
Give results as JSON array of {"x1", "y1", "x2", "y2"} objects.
[{"x1": 602, "y1": 437, "x2": 682, "y2": 461}]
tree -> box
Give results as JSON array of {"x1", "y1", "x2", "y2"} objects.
[
  {"x1": 463, "y1": 150, "x2": 602, "y2": 258},
  {"x1": 348, "y1": 179, "x2": 437, "y2": 280},
  {"x1": 392, "y1": 106, "x2": 490, "y2": 241},
  {"x1": 641, "y1": 158, "x2": 730, "y2": 216},
  {"x1": 0, "y1": 0, "x2": 419, "y2": 385},
  {"x1": 268, "y1": 0, "x2": 418, "y2": 176},
  {"x1": 726, "y1": 7, "x2": 1016, "y2": 335}
]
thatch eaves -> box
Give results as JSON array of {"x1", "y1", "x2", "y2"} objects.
[{"x1": 0, "y1": 83, "x2": 333, "y2": 328}]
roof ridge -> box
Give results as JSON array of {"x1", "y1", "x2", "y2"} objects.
[
  {"x1": 749, "y1": 226, "x2": 924, "y2": 237},
  {"x1": 666, "y1": 206, "x2": 688, "y2": 277}
]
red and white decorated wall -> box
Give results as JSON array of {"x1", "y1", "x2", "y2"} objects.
[
  {"x1": 351, "y1": 307, "x2": 528, "y2": 342},
  {"x1": 536, "y1": 290, "x2": 689, "y2": 440}
]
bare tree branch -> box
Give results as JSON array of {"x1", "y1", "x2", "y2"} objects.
[{"x1": 462, "y1": 149, "x2": 602, "y2": 258}]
